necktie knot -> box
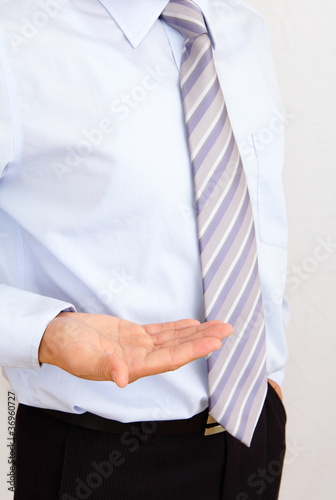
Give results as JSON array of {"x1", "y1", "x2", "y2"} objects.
[{"x1": 161, "y1": 0, "x2": 207, "y2": 40}]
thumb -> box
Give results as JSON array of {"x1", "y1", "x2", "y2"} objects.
[{"x1": 95, "y1": 353, "x2": 129, "y2": 387}]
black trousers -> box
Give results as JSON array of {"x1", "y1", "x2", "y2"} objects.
[{"x1": 14, "y1": 383, "x2": 286, "y2": 500}]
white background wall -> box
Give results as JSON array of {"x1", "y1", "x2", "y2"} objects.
[
  {"x1": 248, "y1": 0, "x2": 336, "y2": 498},
  {"x1": 1, "y1": 1, "x2": 336, "y2": 498}
]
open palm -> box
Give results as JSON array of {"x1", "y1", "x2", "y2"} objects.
[{"x1": 39, "y1": 312, "x2": 233, "y2": 387}]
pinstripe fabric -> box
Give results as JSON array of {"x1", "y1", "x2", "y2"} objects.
[{"x1": 161, "y1": 0, "x2": 267, "y2": 446}]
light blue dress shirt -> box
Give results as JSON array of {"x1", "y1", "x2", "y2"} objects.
[{"x1": 0, "y1": 0, "x2": 288, "y2": 422}]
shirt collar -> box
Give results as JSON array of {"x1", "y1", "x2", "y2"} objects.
[{"x1": 97, "y1": 0, "x2": 217, "y2": 48}]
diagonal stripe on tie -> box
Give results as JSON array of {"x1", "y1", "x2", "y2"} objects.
[{"x1": 161, "y1": 0, "x2": 268, "y2": 446}]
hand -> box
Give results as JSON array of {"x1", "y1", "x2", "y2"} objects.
[
  {"x1": 39, "y1": 312, "x2": 233, "y2": 387},
  {"x1": 268, "y1": 378, "x2": 283, "y2": 401}
]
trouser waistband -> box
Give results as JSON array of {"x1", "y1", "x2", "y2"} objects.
[{"x1": 23, "y1": 404, "x2": 225, "y2": 436}]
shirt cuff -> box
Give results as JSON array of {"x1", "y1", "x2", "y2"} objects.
[
  {"x1": 267, "y1": 368, "x2": 285, "y2": 387},
  {"x1": 0, "y1": 285, "x2": 76, "y2": 370}
]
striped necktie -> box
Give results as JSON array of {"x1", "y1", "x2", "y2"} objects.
[{"x1": 161, "y1": 0, "x2": 268, "y2": 446}]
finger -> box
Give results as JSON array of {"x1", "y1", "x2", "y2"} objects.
[
  {"x1": 130, "y1": 336, "x2": 223, "y2": 382},
  {"x1": 268, "y1": 379, "x2": 283, "y2": 401},
  {"x1": 169, "y1": 336, "x2": 224, "y2": 364},
  {"x1": 151, "y1": 321, "x2": 233, "y2": 346},
  {"x1": 143, "y1": 319, "x2": 201, "y2": 335},
  {"x1": 155, "y1": 328, "x2": 233, "y2": 349}
]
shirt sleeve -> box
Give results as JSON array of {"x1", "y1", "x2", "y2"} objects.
[
  {"x1": 0, "y1": 285, "x2": 75, "y2": 370},
  {"x1": 0, "y1": 53, "x2": 75, "y2": 370},
  {"x1": 0, "y1": 54, "x2": 14, "y2": 178}
]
